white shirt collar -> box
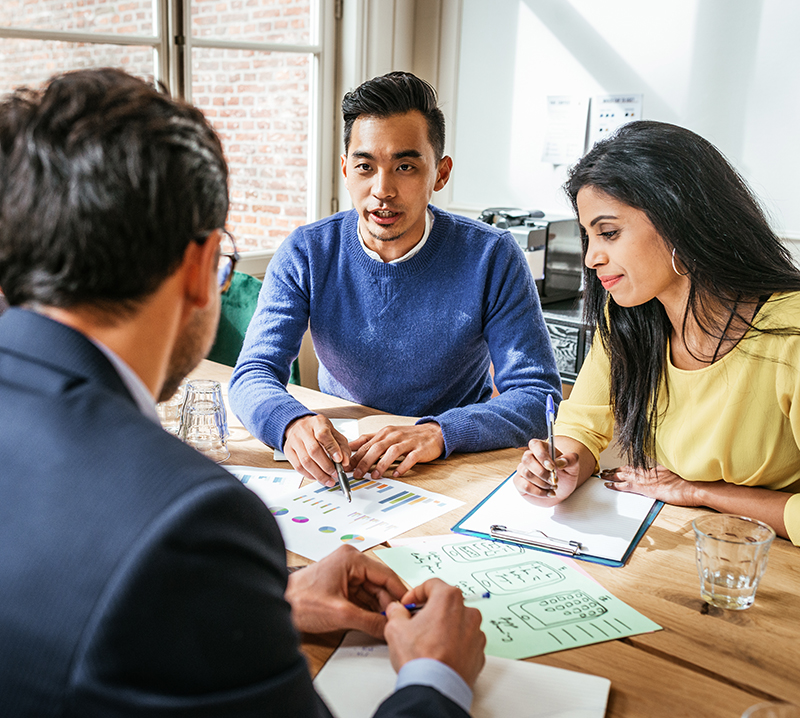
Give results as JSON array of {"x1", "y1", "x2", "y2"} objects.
[
  {"x1": 357, "y1": 208, "x2": 434, "y2": 263},
  {"x1": 90, "y1": 338, "x2": 161, "y2": 425}
]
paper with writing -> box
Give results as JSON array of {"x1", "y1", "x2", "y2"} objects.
[
  {"x1": 376, "y1": 537, "x2": 661, "y2": 660},
  {"x1": 265, "y1": 477, "x2": 463, "y2": 562}
]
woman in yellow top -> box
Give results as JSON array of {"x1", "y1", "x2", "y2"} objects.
[{"x1": 515, "y1": 120, "x2": 800, "y2": 545}]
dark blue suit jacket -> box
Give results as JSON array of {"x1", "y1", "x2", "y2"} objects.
[{"x1": 0, "y1": 309, "x2": 468, "y2": 718}]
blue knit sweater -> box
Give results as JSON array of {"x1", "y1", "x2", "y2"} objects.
[{"x1": 229, "y1": 205, "x2": 561, "y2": 456}]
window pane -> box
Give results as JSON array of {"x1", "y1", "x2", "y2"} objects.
[
  {"x1": 0, "y1": 0, "x2": 155, "y2": 36},
  {"x1": 192, "y1": 47, "x2": 310, "y2": 251},
  {"x1": 191, "y1": 0, "x2": 312, "y2": 45},
  {"x1": 0, "y1": 38, "x2": 156, "y2": 95}
]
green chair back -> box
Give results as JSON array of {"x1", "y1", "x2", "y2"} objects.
[{"x1": 207, "y1": 270, "x2": 300, "y2": 385}]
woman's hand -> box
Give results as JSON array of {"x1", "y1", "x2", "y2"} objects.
[
  {"x1": 600, "y1": 464, "x2": 699, "y2": 506},
  {"x1": 513, "y1": 438, "x2": 582, "y2": 507}
]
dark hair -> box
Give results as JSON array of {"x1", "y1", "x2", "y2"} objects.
[
  {"x1": 566, "y1": 120, "x2": 800, "y2": 469},
  {"x1": 342, "y1": 71, "x2": 446, "y2": 160},
  {"x1": 0, "y1": 67, "x2": 229, "y2": 313}
]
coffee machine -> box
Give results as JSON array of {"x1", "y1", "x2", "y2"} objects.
[{"x1": 478, "y1": 208, "x2": 583, "y2": 304}]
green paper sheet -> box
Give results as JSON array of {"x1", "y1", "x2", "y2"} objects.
[{"x1": 376, "y1": 537, "x2": 661, "y2": 660}]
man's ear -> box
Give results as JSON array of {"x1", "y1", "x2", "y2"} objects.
[
  {"x1": 340, "y1": 152, "x2": 349, "y2": 184},
  {"x1": 433, "y1": 156, "x2": 453, "y2": 192},
  {"x1": 182, "y1": 231, "x2": 221, "y2": 310}
]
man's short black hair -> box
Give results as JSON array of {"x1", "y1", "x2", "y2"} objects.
[
  {"x1": 342, "y1": 71, "x2": 446, "y2": 160},
  {"x1": 0, "y1": 68, "x2": 229, "y2": 313}
]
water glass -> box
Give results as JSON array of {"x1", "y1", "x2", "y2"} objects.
[
  {"x1": 692, "y1": 514, "x2": 775, "y2": 610},
  {"x1": 156, "y1": 379, "x2": 188, "y2": 435},
  {"x1": 179, "y1": 379, "x2": 230, "y2": 463},
  {"x1": 742, "y1": 702, "x2": 800, "y2": 717}
]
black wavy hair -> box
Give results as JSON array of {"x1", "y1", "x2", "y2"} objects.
[
  {"x1": 0, "y1": 67, "x2": 229, "y2": 314},
  {"x1": 566, "y1": 120, "x2": 800, "y2": 468}
]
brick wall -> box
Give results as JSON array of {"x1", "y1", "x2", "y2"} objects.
[{"x1": 0, "y1": 0, "x2": 313, "y2": 251}]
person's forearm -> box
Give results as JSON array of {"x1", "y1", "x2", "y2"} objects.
[
  {"x1": 555, "y1": 435, "x2": 598, "y2": 485},
  {"x1": 690, "y1": 481, "x2": 789, "y2": 539}
]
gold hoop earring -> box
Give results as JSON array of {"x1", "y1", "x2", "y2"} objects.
[{"x1": 671, "y1": 247, "x2": 690, "y2": 276}]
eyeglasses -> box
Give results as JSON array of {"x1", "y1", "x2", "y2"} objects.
[
  {"x1": 194, "y1": 228, "x2": 240, "y2": 293},
  {"x1": 217, "y1": 229, "x2": 239, "y2": 293}
]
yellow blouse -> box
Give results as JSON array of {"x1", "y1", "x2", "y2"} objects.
[{"x1": 556, "y1": 292, "x2": 800, "y2": 545}]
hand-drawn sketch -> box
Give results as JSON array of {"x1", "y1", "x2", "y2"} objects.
[
  {"x1": 509, "y1": 590, "x2": 607, "y2": 629},
  {"x1": 471, "y1": 560, "x2": 564, "y2": 594},
  {"x1": 443, "y1": 540, "x2": 524, "y2": 562},
  {"x1": 377, "y1": 538, "x2": 662, "y2": 660}
]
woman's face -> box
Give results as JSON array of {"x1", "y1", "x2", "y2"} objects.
[{"x1": 576, "y1": 186, "x2": 688, "y2": 308}]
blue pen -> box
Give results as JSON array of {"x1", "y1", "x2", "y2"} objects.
[
  {"x1": 381, "y1": 591, "x2": 491, "y2": 615},
  {"x1": 546, "y1": 394, "x2": 557, "y2": 489}
]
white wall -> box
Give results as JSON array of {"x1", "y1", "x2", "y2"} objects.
[{"x1": 447, "y1": 0, "x2": 800, "y2": 245}]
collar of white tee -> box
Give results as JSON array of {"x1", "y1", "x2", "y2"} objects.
[
  {"x1": 357, "y1": 207, "x2": 434, "y2": 264},
  {"x1": 90, "y1": 337, "x2": 162, "y2": 425}
]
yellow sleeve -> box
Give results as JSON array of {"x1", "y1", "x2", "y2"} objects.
[
  {"x1": 555, "y1": 334, "x2": 615, "y2": 463},
  {"x1": 784, "y1": 494, "x2": 800, "y2": 546}
]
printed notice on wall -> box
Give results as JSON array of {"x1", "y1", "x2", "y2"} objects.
[
  {"x1": 542, "y1": 95, "x2": 589, "y2": 165},
  {"x1": 588, "y1": 94, "x2": 643, "y2": 149}
]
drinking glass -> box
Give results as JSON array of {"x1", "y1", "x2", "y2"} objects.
[
  {"x1": 742, "y1": 702, "x2": 800, "y2": 717},
  {"x1": 179, "y1": 379, "x2": 230, "y2": 463},
  {"x1": 156, "y1": 379, "x2": 188, "y2": 435},
  {"x1": 692, "y1": 514, "x2": 775, "y2": 610}
]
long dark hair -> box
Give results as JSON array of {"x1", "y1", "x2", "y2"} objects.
[{"x1": 566, "y1": 120, "x2": 800, "y2": 468}]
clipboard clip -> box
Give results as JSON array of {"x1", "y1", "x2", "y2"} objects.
[{"x1": 489, "y1": 524, "x2": 583, "y2": 556}]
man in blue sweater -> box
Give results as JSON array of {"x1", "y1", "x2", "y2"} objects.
[{"x1": 230, "y1": 71, "x2": 560, "y2": 486}]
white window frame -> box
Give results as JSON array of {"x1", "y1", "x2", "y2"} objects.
[{"x1": 0, "y1": 0, "x2": 335, "y2": 267}]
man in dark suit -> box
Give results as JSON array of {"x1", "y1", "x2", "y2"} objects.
[{"x1": 0, "y1": 68, "x2": 484, "y2": 716}]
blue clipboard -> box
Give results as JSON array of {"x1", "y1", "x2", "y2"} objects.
[{"x1": 452, "y1": 472, "x2": 663, "y2": 568}]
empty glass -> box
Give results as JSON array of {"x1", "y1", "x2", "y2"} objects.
[
  {"x1": 179, "y1": 379, "x2": 230, "y2": 463},
  {"x1": 156, "y1": 379, "x2": 188, "y2": 435},
  {"x1": 742, "y1": 702, "x2": 800, "y2": 718}
]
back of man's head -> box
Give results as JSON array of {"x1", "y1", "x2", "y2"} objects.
[
  {"x1": 0, "y1": 68, "x2": 229, "y2": 314},
  {"x1": 341, "y1": 71, "x2": 446, "y2": 160}
]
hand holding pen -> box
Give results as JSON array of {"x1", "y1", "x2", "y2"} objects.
[{"x1": 545, "y1": 394, "x2": 557, "y2": 490}]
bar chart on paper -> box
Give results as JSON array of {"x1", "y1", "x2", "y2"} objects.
[
  {"x1": 225, "y1": 465, "x2": 304, "y2": 505},
  {"x1": 268, "y1": 477, "x2": 464, "y2": 561}
]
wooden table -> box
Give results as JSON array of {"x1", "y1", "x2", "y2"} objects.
[{"x1": 194, "y1": 359, "x2": 800, "y2": 718}]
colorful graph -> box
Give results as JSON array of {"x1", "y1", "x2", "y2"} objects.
[
  {"x1": 292, "y1": 516, "x2": 309, "y2": 523},
  {"x1": 270, "y1": 475, "x2": 463, "y2": 561},
  {"x1": 312, "y1": 478, "x2": 451, "y2": 513},
  {"x1": 271, "y1": 507, "x2": 288, "y2": 516}
]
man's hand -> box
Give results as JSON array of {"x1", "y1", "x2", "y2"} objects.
[
  {"x1": 349, "y1": 423, "x2": 445, "y2": 480},
  {"x1": 384, "y1": 579, "x2": 486, "y2": 689},
  {"x1": 283, "y1": 415, "x2": 352, "y2": 486},
  {"x1": 284, "y1": 545, "x2": 407, "y2": 639}
]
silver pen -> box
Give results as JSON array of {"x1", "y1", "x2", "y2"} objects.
[
  {"x1": 335, "y1": 461, "x2": 351, "y2": 502},
  {"x1": 546, "y1": 395, "x2": 557, "y2": 489}
]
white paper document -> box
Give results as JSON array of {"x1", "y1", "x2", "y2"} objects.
[
  {"x1": 455, "y1": 474, "x2": 660, "y2": 565},
  {"x1": 314, "y1": 631, "x2": 611, "y2": 718},
  {"x1": 225, "y1": 465, "x2": 304, "y2": 504},
  {"x1": 265, "y1": 476, "x2": 463, "y2": 561}
]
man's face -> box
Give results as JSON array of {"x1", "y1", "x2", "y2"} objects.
[
  {"x1": 341, "y1": 110, "x2": 452, "y2": 257},
  {"x1": 158, "y1": 244, "x2": 221, "y2": 403}
]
